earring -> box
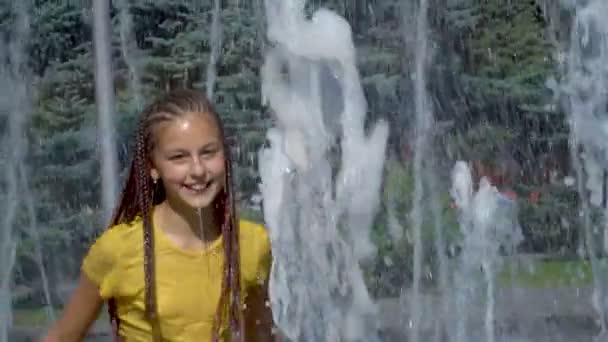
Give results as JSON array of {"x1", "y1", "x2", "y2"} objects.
[
  {"x1": 151, "y1": 178, "x2": 159, "y2": 201},
  {"x1": 152, "y1": 178, "x2": 158, "y2": 194}
]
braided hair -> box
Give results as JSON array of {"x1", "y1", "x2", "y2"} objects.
[{"x1": 107, "y1": 89, "x2": 244, "y2": 341}]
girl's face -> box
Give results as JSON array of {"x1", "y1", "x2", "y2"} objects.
[{"x1": 149, "y1": 112, "x2": 226, "y2": 210}]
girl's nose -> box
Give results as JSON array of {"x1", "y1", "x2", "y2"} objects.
[{"x1": 190, "y1": 156, "x2": 207, "y2": 177}]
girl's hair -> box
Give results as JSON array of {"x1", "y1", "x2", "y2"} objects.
[{"x1": 107, "y1": 89, "x2": 243, "y2": 341}]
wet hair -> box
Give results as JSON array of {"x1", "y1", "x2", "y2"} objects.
[{"x1": 107, "y1": 89, "x2": 243, "y2": 341}]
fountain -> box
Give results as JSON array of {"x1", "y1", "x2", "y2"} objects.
[
  {"x1": 205, "y1": 0, "x2": 222, "y2": 100},
  {"x1": 117, "y1": 0, "x2": 144, "y2": 111},
  {"x1": 258, "y1": 0, "x2": 607, "y2": 341},
  {"x1": 406, "y1": 0, "x2": 432, "y2": 341},
  {"x1": 258, "y1": 0, "x2": 388, "y2": 340},
  {"x1": 1, "y1": 2, "x2": 54, "y2": 341},
  {"x1": 4, "y1": 0, "x2": 608, "y2": 341},
  {"x1": 561, "y1": 0, "x2": 608, "y2": 336},
  {"x1": 92, "y1": 0, "x2": 119, "y2": 222},
  {"x1": 450, "y1": 161, "x2": 523, "y2": 342},
  {"x1": 0, "y1": 45, "x2": 20, "y2": 340}
]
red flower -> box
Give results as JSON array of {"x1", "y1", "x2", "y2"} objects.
[{"x1": 529, "y1": 191, "x2": 540, "y2": 203}]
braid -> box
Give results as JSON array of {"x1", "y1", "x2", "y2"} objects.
[
  {"x1": 213, "y1": 202, "x2": 231, "y2": 341},
  {"x1": 109, "y1": 299, "x2": 120, "y2": 341},
  {"x1": 227, "y1": 158, "x2": 244, "y2": 341},
  {"x1": 212, "y1": 184, "x2": 237, "y2": 340},
  {"x1": 211, "y1": 128, "x2": 244, "y2": 342},
  {"x1": 135, "y1": 124, "x2": 158, "y2": 322}
]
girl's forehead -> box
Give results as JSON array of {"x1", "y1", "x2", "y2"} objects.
[
  {"x1": 153, "y1": 112, "x2": 217, "y2": 132},
  {"x1": 151, "y1": 112, "x2": 221, "y2": 148}
]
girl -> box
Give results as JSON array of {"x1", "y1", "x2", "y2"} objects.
[{"x1": 44, "y1": 89, "x2": 275, "y2": 341}]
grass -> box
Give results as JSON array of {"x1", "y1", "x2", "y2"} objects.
[
  {"x1": 499, "y1": 258, "x2": 608, "y2": 288},
  {"x1": 13, "y1": 308, "x2": 51, "y2": 326}
]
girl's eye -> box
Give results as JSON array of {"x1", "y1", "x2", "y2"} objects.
[
  {"x1": 202, "y1": 149, "x2": 218, "y2": 157},
  {"x1": 169, "y1": 154, "x2": 186, "y2": 161}
]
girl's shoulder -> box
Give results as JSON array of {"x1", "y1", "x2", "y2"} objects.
[
  {"x1": 84, "y1": 218, "x2": 144, "y2": 269},
  {"x1": 94, "y1": 217, "x2": 144, "y2": 250},
  {"x1": 82, "y1": 218, "x2": 144, "y2": 299}
]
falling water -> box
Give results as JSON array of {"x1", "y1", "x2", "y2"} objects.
[
  {"x1": 0, "y1": 2, "x2": 52, "y2": 340},
  {"x1": 19, "y1": 161, "x2": 55, "y2": 322},
  {"x1": 12, "y1": 2, "x2": 54, "y2": 324},
  {"x1": 407, "y1": 0, "x2": 432, "y2": 340},
  {"x1": 117, "y1": 0, "x2": 143, "y2": 110},
  {"x1": 428, "y1": 160, "x2": 449, "y2": 342},
  {"x1": 17, "y1": 0, "x2": 55, "y2": 327},
  {"x1": 0, "y1": 49, "x2": 19, "y2": 342},
  {"x1": 258, "y1": 0, "x2": 388, "y2": 340},
  {"x1": 205, "y1": 0, "x2": 222, "y2": 100},
  {"x1": 451, "y1": 161, "x2": 475, "y2": 342},
  {"x1": 92, "y1": 0, "x2": 119, "y2": 221},
  {"x1": 0, "y1": 42, "x2": 19, "y2": 335},
  {"x1": 561, "y1": 0, "x2": 608, "y2": 335},
  {"x1": 450, "y1": 161, "x2": 523, "y2": 342}
]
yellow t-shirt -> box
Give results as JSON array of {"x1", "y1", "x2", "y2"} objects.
[{"x1": 82, "y1": 216, "x2": 271, "y2": 341}]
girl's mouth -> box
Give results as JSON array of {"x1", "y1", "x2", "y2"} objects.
[{"x1": 183, "y1": 181, "x2": 212, "y2": 193}]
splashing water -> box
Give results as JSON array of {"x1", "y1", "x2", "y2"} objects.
[
  {"x1": 258, "y1": 0, "x2": 389, "y2": 340},
  {"x1": 92, "y1": 0, "x2": 119, "y2": 221},
  {"x1": 117, "y1": 0, "x2": 143, "y2": 110},
  {"x1": 560, "y1": 0, "x2": 608, "y2": 335},
  {"x1": 0, "y1": 45, "x2": 20, "y2": 342},
  {"x1": 450, "y1": 161, "x2": 523, "y2": 342},
  {"x1": 406, "y1": 0, "x2": 432, "y2": 340},
  {"x1": 205, "y1": 0, "x2": 222, "y2": 100},
  {"x1": 1, "y1": 2, "x2": 54, "y2": 340},
  {"x1": 19, "y1": 161, "x2": 55, "y2": 324}
]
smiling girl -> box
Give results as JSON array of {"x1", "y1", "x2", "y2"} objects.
[{"x1": 44, "y1": 89, "x2": 275, "y2": 341}]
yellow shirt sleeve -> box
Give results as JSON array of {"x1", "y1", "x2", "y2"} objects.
[{"x1": 81, "y1": 227, "x2": 121, "y2": 299}]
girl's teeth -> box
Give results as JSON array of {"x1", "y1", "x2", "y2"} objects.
[{"x1": 188, "y1": 184, "x2": 206, "y2": 191}]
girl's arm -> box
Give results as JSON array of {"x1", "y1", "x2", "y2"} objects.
[
  {"x1": 244, "y1": 280, "x2": 281, "y2": 342},
  {"x1": 42, "y1": 273, "x2": 104, "y2": 342}
]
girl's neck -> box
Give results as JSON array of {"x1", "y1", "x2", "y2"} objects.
[{"x1": 154, "y1": 199, "x2": 221, "y2": 246}]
